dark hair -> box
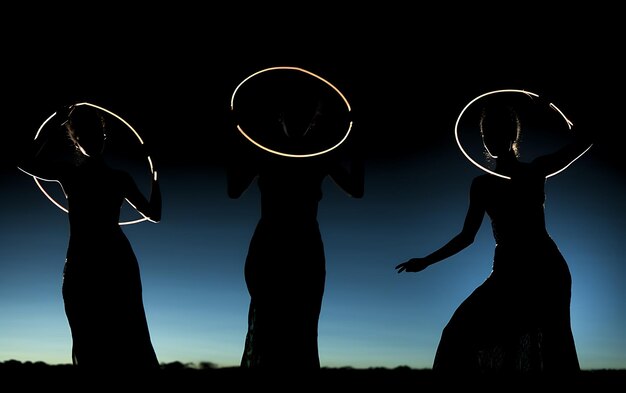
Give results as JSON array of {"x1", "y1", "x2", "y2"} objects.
[
  {"x1": 479, "y1": 103, "x2": 521, "y2": 158},
  {"x1": 64, "y1": 105, "x2": 106, "y2": 157}
]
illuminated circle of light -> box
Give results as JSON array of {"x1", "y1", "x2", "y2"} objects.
[
  {"x1": 33, "y1": 102, "x2": 155, "y2": 225},
  {"x1": 454, "y1": 89, "x2": 592, "y2": 180},
  {"x1": 230, "y1": 66, "x2": 353, "y2": 158}
]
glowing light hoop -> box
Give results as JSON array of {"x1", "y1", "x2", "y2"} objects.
[
  {"x1": 33, "y1": 102, "x2": 154, "y2": 225},
  {"x1": 454, "y1": 89, "x2": 592, "y2": 180},
  {"x1": 230, "y1": 66, "x2": 353, "y2": 158}
]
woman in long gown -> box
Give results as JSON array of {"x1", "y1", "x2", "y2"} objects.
[
  {"x1": 228, "y1": 98, "x2": 364, "y2": 370},
  {"x1": 18, "y1": 105, "x2": 161, "y2": 370},
  {"x1": 396, "y1": 102, "x2": 592, "y2": 373}
]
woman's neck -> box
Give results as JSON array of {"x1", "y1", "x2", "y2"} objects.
[{"x1": 494, "y1": 151, "x2": 519, "y2": 174}]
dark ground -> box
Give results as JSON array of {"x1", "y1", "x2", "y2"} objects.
[{"x1": 1, "y1": 360, "x2": 624, "y2": 391}]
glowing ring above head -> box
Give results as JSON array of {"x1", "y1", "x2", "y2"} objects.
[
  {"x1": 454, "y1": 89, "x2": 592, "y2": 180},
  {"x1": 230, "y1": 66, "x2": 353, "y2": 158},
  {"x1": 33, "y1": 102, "x2": 155, "y2": 226}
]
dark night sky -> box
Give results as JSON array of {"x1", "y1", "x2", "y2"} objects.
[
  {"x1": 1, "y1": 7, "x2": 621, "y2": 168},
  {"x1": 1, "y1": 7, "x2": 624, "y2": 368}
]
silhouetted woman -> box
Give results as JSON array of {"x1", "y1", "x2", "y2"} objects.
[
  {"x1": 228, "y1": 98, "x2": 364, "y2": 370},
  {"x1": 396, "y1": 102, "x2": 592, "y2": 373},
  {"x1": 18, "y1": 105, "x2": 161, "y2": 370}
]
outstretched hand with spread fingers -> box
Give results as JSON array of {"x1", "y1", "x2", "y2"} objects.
[{"x1": 395, "y1": 258, "x2": 430, "y2": 273}]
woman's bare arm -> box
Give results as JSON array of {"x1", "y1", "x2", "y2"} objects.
[
  {"x1": 396, "y1": 177, "x2": 486, "y2": 273},
  {"x1": 123, "y1": 171, "x2": 162, "y2": 223}
]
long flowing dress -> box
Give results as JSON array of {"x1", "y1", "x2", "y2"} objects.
[
  {"x1": 240, "y1": 158, "x2": 327, "y2": 369},
  {"x1": 60, "y1": 160, "x2": 158, "y2": 369},
  {"x1": 433, "y1": 168, "x2": 580, "y2": 373}
]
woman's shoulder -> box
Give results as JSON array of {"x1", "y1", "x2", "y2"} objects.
[
  {"x1": 470, "y1": 173, "x2": 507, "y2": 194},
  {"x1": 97, "y1": 166, "x2": 135, "y2": 188},
  {"x1": 111, "y1": 167, "x2": 134, "y2": 180}
]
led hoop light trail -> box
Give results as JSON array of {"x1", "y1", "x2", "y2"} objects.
[
  {"x1": 33, "y1": 102, "x2": 155, "y2": 225},
  {"x1": 230, "y1": 66, "x2": 353, "y2": 158},
  {"x1": 454, "y1": 89, "x2": 592, "y2": 180}
]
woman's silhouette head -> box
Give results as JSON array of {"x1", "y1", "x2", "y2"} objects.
[
  {"x1": 479, "y1": 103, "x2": 521, "y2": 159},
  {"x1": 65, "y1": 105, "x2": 106, "y2": 158}
]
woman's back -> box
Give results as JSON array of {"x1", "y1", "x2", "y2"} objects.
[
  {"x1": 477, "y1": 165, "x2": 550, "y2": 246},
  {"x1": 258, "y1": 158, "x2": 327, "y2": 223},
  {"x1": 62, "y1": 160, "x2": 128, "y2": 234}
]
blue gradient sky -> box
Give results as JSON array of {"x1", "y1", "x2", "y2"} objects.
[
  {"x1": 1, "y1": 143, "x2": 624, "y2": 369},
  {"x1": 1, "y1": 9, "x2": 623, "y2": 369}
]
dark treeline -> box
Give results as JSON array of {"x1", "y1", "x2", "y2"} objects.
[{"x1": 0, "y1": 360, "x2": 624, "y2": 390}]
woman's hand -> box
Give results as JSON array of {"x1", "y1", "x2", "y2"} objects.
[{"x1": 395, "y1": 258, "x2": 430, "y2": 273}]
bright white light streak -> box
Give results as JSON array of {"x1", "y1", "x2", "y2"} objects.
[
  {"x1": 231, "y1": 66, "x2": 352, "y2": 158},
  {"x1": 454, "y1": 89, "x2": 590, "y2": 180},
  {"x1": 33, "y1": 102, "x2": 153, "y2": 225}
]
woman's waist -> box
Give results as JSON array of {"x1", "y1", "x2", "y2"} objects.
[
  {"x1": 260, "y1": 207, "x2": 319, "y2": 221},
  {"x1": 492, "y1": 239, "x2": 567, "y2": 271},
  {"x1": 493, "y1": 236, "x2": 558, "y2": 252},
  {"x1": 493, "y1": 230, "x2": 551, "y2": 245}
]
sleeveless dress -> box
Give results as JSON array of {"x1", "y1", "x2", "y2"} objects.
[
  {"x1": 60, "y1": 160, "x2": 158, "y2": 369},
  {"x1": 433, "y1": 169, "x2": 580, "y2": 373},
  {"x1": 241, "y1": 158, "x2": 327, "y2": 369}
]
